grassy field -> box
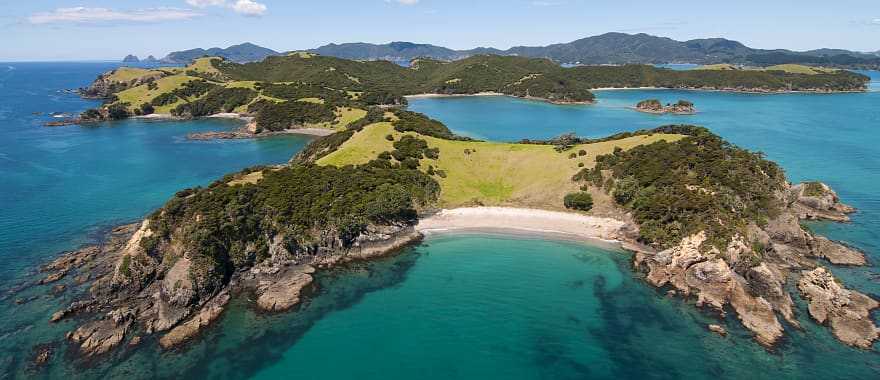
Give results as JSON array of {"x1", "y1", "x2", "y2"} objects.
[
  {"x1": 188, "y1": 57, "x2": 222, "y2": 75},
  {"x1": 694, "y1": 63, "x2": 837, "y2": 75},
  {"x1": 306, "y1": 107, "x2": 367, "y2": 130},
  {"x1": 114, "y1": 75, "x2": 201, "y2": 113},
  {"x1": 107, "y1": 67, "x2": 164, "y2": 82},
  {"x1": 318, "y1": 123, "x2": 685, "y2": 209}
]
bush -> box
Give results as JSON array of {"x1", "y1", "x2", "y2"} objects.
[
  {"x1": 140, "y1": 103, "x2": 155, "y2": 115},
  {"x1": 107, "y1": 103, "x2": 130, "y2": 120},
  {"x1": 563, "y1": 192, "x2": 593, "y2": 211}
]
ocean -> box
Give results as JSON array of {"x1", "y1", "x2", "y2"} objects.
[{"x1": 0, "y1": 63, "x2": 877, "y2": 378}]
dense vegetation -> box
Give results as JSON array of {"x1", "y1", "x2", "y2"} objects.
[
  {"x1": 172, "y1": 87, "x2": 256, "y2": 117},
  {"x1": 578, "y1": 125, "x2": 785, "y2": 249},
  {"x1": 391, "y1": 110, "x2": 472, "y2": 140},
  {"x1": 563, "y1": 192, "x2": 594, "y2": 211},
  {"x1": 142, "y1": 159, "x2": 440, "y2": 293},
  {"x1": 250, "y1": 99, "x2": 336, "y2": 131}
]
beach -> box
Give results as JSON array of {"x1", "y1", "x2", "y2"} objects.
[{"x1": 416, "y1": 207, "x2": 627, "y2": 244}]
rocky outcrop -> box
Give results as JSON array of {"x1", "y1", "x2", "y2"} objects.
[
  {"x1": 159, "y1": 292, "x2": 230, "y2": 349},
  {"x1": 812, "y1": 236, "x2": 867, "y2": 266},
  {"x1": 41, "y1": 216, "x2": 422, "y2": 359},
  {"x1": 633, "y1": 181, "x2": 874, "y2": 349},
  {"x1": 67, "y1": 318, "x2": 131, "y2": 356},
  {"x1": 791, "y1": 182, "x2": 855, "y2": 222},
  {"x1": 798, "y1": 268, "x2": 879, "y2": 349},
  {"x1": 255, "y1": 266, "x2": 315, "y2": 312}
]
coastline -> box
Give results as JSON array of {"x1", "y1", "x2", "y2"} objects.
[
  {"x1": 405, "y1": 92, "x2": 595, "y2": 105},
  {"x1": 416, "y1": 207, "x2": 630, "y2": 248}
]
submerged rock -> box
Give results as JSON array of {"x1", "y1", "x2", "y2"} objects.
[
  {"x1": 812, "y1": 237, "x2": 867, "y2": 266},
  {"x1": 256, "y1": 265, "x2": 315, "y2": 312},
  {"x1": 68, "y1": 318, "x2": 131, "y2": 356},
  {"x1": 708, "y1": 324, "x2": 727, "y2": 336}
]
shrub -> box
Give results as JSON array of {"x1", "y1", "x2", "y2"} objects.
[
  {"x1": 578, "y1": 149, "x2": 587, "y2": 156},
  {"x1": 107, "y1": 103, "x2": 130, "y2": 120},
  {"x1": 563, "y1": 192, "x2": 594, "y2": 211},
  {"x1": 140, "y1": 103, "x2": 155, "y2": 115}
]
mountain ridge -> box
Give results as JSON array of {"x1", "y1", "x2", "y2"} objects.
[{"x1": 156, "y1": 33, "x2": 880, "y2": 69}]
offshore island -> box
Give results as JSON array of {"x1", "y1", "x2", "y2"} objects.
[{"x1": 27, "y1": 53, "x2": 877, "y2": 363}]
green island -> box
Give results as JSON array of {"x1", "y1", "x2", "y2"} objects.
[
  {"x1": 74, "y1": 54, "x2": 869, "y2": 133},
  {"x1": 37, "y1": 54, "x2": 878, "y2": 361}
]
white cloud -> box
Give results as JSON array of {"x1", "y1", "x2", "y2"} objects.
[
  {"x1": 186, "y1": 0, "x2": 227, "y2": 7},
  {"x1": 28, "y1": 7, "x2": 201, "y2": 25},
  {"x1": 186, "y1": 0, "x2": 267, "y2": 16},
  {"x1": 231, "y1": 0, "x2": 267, "y2": 16},
  {"x1": 387, "y1": 0, "x2": 420, "y2": 5},
  {"x1": 872, "y1": 18, "x2": 880, "y2": 25}
]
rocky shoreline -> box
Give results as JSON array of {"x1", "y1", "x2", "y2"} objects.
[
  {"x1": 20, "y1": 178, "x2": 878, "y2": 366},
  {"x1": 32, "y1": 220, "x2": 423, "y2": 361},
  {"x1": 632, "y1": 181, "x2": 877, "y2": 349},
  {"x1": 633, "y1": 99, "x2": 696, "y2": 115}
]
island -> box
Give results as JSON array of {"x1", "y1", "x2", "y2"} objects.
[
  {"x1": 36, "y1": 108, "x2": 879, "y2": 359},
  {"x1": 73, "y1": 53, "x2": 869, "y2": 138},
  {"x1": 25, "y1": 53, "x2": 878, "y2": 362},
  {"x1": 634, "y1": 99, "x2": 696, "y2": 115}
]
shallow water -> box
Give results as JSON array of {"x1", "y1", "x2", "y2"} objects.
[{"x1": 0, "y1": 64, "x2": 878, "y2": 378}]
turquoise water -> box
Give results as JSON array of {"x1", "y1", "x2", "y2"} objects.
[{"x1": 1, "y1": 63, "x2": 879, "y2": 378}]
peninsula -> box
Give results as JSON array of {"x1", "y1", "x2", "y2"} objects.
[
  {"x1": 39, "y1": 105, "x2": 878, "y2": 359},
  {"x1": 75, "y1": 54, "x2": 869, "y2": 138},
  {"x1": 27, "y1": 53, "x2": 878, "y2": 362}
]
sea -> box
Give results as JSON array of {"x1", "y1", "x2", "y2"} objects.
[{"x1": 0, "y1": 62, "x2": 877, "y2": 379}]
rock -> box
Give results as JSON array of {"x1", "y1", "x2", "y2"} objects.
[
  {"x1": 68, "y1": 319, "x2": 131, "y2": 356},
  {"x1": 256, "y1": 265, "x2": 315, "y2": 312},
  {"x1": 52, "y1": 284, "x2": 66, "y2": 294},
  {"x1": 159, "y1": 292, "x2": 230, "y2": 349},
  {"x1": 746, "y1": 263, "x2": 799, "y2": 327},
  {"x1": 32, "y1": 346, "x2": 51, "y2": 367},
  {"x1": 791, "y1": 182, "x2": 855, "y2": 222},
  {"x1": 798, "y1": 267, "x2": 880, "y2": 348},
  {"x1": 39, "y1": 270, "x2": 67, "y2": 285},
  {"x1": 729, "y1": 278, "x2": 784, "y2": 347},
  {"x1": 812, "y1": 237, "x2": 867, "y2": 266},
  {"x1": 50, "y1": 299, "x2": 97, "y2": 323},
  {"x1": 129, "y1": 335, "x2": 142, "y2": 346},
  {"x1": 708, "y1": 324, "x2": 727, "y2": 336}
]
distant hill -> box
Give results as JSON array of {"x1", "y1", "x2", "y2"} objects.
[
  {"x1": 161, "y1": 42, "x2": 280, "y2": 64},
  {"x1": 159, "y1": 34, "x2": 879, "y2": 69},
  {"x1": 122, "y1": 55, "x2": 140, "y2": 63},
  {"x1": 307, "y1": 32, "x2": 880, "y2": 69}
]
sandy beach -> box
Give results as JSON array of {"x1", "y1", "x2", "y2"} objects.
[{"x1": 417, "y1": 207, "x2": 627, "y2": 243}]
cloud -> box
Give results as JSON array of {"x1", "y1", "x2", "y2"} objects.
[
  {"x1": 386, "y1": 0, "x2": 420, "y2": 5},
  {"x1": 872, "y1": 18, "x2": 880, "y2": 25},
  {"x1": 187, "y1": 0, "x2": 267, "y2": 16},
  {"x1": 28, "y1": 7, "x2": 201, "y2": 25}
]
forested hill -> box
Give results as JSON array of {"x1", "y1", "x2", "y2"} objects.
[
  {"x1": 217, "y1": 53, "x2": 869, "y2": 96},
  {"x1": 162, "y1": 43, "x2": 280, "y2": 64},
  {"x1": 82, "y1": 53, "x2": 868, "y2": 128},
  {"x1": 306, "y1": 33, "x2": 880, "y2": 69}
]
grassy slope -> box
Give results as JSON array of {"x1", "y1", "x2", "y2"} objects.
[
  {"x1": 107, "y1": 67, "x2": 164, "y2": 82},
  {"x1": 114, "y1": 74, "x2": 201, "y2": 113},
  {"x1": 318, "y1": 122, "x2": 684, "y2": 209},
  {"x1": 696, "y1": 63, "x2": 838, "y2": 75}
]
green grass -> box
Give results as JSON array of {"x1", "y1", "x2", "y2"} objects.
[
  {"x1": 305, "y1": 107, "x2": 368, "y2": 131},
  {"x1": 695, "y1": 63, "x2": 838, "y2": 75},
  {"x1": 318, "y1": 122, "x2": 685, "y2": 209},
  {"x1": 108, "y1": 67, "x2": 164, "y2": 82},
  {"x1": 114, "y1": 74, "x2": 201, "y2": 113}
]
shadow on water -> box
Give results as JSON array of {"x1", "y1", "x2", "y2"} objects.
[{"x1": 170, "y1": 247, "x2": 424, "y2": 379}]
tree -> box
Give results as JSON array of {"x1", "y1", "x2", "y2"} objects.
[{"x1": 563, "y1": 192, "x2": 593, "y2": 211}]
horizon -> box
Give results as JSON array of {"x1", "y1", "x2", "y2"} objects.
[{"x1": 3, "y1": 0, "x2": 879, "y2": 61}]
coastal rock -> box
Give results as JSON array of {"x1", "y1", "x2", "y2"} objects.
[
  {"x1": 256, "y1": 265, "x2": 315, "y2": 312},
  {"x1": 729, "y1": 278, "x2": 785, "y2": 347},
  {"x1": 39, "y1": 270, "x2": 67, "y2": 285},
  {"x1": 68, "y1": 318, "x2": 131, "y2": 356},
  {"x1": 159, "y1": 292, "x2": 230, "y2": 349},
  {"x1": 791, "y1": 182, "x2": 855, "y2": 222},
  {"x1": 708, "y1": 324, "x2": 727, "y2": 336},
  {"x1": 812, "y1": 236, "x2": 867, "y2": 266},
  {"x1": 746, "y1": 263, "x2": 799, "y2": 326},
  {"x1": 634, "y1": 99, "x2": 696, "y2": 115},
  {"x1": 797, "y1": 267, "x2": 880, "y2": 348},
  {"x1": 636, "y1": 232, "x2": 708, "y2": 290}
]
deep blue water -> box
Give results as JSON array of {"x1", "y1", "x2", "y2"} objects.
[{"x1": 0, "y1": 63, "x2": 878, "y2": 378}]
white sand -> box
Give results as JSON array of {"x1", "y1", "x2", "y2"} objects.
[{"x1": 417, "y1": 207, "x2": 627, "y2": 243}]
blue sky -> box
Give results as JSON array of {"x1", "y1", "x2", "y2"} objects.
[{"x1": 3, "y1": 0, "x2": 879, "y2": 60}]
